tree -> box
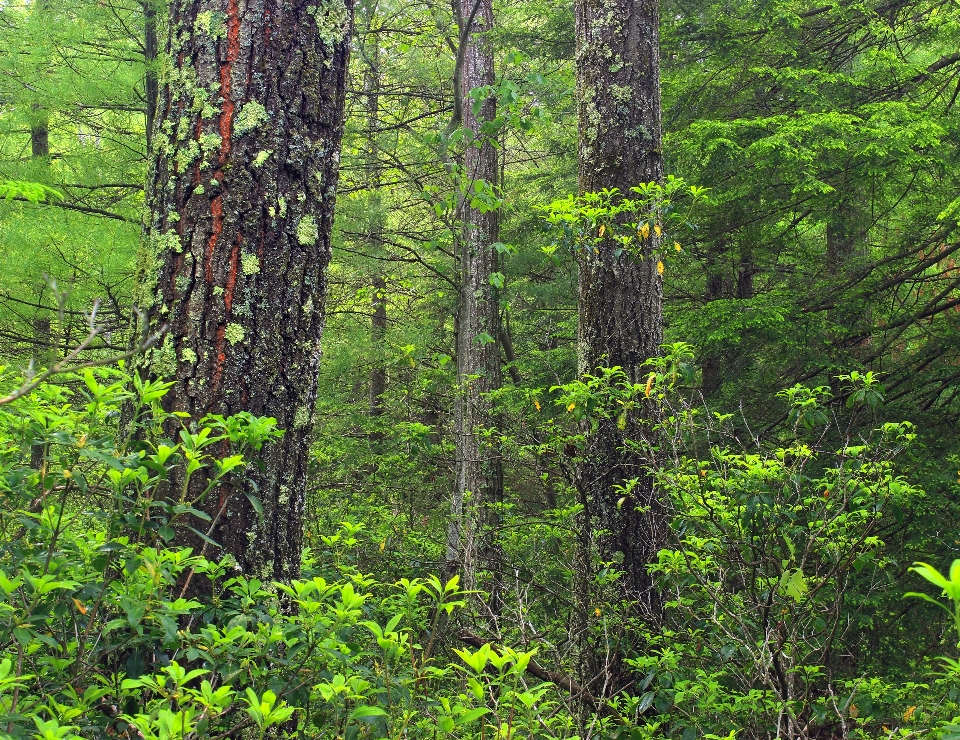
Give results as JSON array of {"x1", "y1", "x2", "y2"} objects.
[
  {"x1": 572, "y1": 0, "x2": 667, "y2": 697},
  {"x1": 141, "y1": 0, "x2": 355, "y2": 585},
  {"x1": 445, "y1": 0, "x2": 505, "y2": 618}
]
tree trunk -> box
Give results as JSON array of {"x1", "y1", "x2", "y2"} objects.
[
  {"x1": 573, "y1": 0, "x2": 667, "y2": 703},
  {"x1": 143, "y1": 0, "x2": 159, "y2": 152},
  {"x1": 141, "y1": 0, "x2": 354, "y2": 586},
  {"x1": 446, "y1": 0, "x2": 504, "y2": 619},
  {"x1": 361, "y1": 12, "x2": 388, "y2": 427}
]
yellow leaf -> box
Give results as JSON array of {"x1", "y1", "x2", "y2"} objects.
[
  {"x1": 598, "y1": 224, "x2": 606, "y2": 237},
  {"x1": 534, "y1": 399, "x2": 541, "y2": 411},
  {"x1": 379, "y1": 540, "x2": 386, "y2": 552},
  {"x1": 903, "y1": 706, "x2": 916, "y2": 722},
  {"x1": 72, "y1": 598, "x2": 87, "y2": 615},
  {"x1": 657, "y1": 260, "x2": 664, "y2": 275},
  {"x1": 639, "y1": 223, "x2": 650, "y2": 239},
  {"x1": 654, "y1": 224, "x2": 662, "y2": 237},
  {"x1": 567, "y1": 402, "x2": 576, "y2": 412},
  {"x1": 645, "y1": 374, "x2": 655, "y2": 398},
  {"x1": 674, "y1": 241, "x2": 682, "y2": 252},
  {"x1": 62, "y1": 469, "x2": 72, "y2": 479},
  {"x1": 594, "y1": 607, "x2": 602, "y2": 617}
]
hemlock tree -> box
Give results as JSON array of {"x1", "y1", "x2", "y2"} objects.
[
  {"x1": 572, "y1": 0, "x2": 667, "y2": 696},
  {"x1": 141, "y1": 0, "x2": 354, "y2": 583},
  {"x1": 446, "y1": 0, "x2": 505, "y2": 617}
]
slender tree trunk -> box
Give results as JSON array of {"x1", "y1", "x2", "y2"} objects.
[
  {"x1": 572, "y1": 0, "x2": 667, "y2": 705},
  {"x1": 446, "y1": 0, "x2": 504, "y2": 619},
  {"x1": 141, "y1": 0, "x2": 354, "y2": 585},
  {"x1": 143, "y1": 0, "x2": 158, "y2": 152},
  {"x1": 361, "y1": 12, "x2": 388, "y2": 426}
]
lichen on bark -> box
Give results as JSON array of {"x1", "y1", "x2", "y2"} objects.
[{"x1": 141, "y1": 0, "x2": 355, "y2": 589}]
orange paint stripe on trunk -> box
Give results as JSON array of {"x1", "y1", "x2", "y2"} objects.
[
  {"x1": 218, "y1": 0, "x2": 241, "y2": 163},
  {"x1": 206, "y1": 195, "x2": 224, "y2": 285},
  {"x1": 224, "y1": 232, "x2": 242, "y2": 311},
  {"x1": 212, "y1": 324, "x2": 227, "y2": 392}
]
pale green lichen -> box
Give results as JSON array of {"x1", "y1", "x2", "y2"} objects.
[
  {"x1": 296, "y1": 215, "x2": 318, "y2": 245},
  {"x1": 200, "y1": 133, "x2": 222, "y2": 153},
  {"x1": 241, "y1": 253, "x2": 260, "y2": 275},
  {"x1": 213, "y1": 285, "x2": 224, "y2": 296},
  {"x1": 253, "y1": 150, "x2": 272, "y2": 167},
  {"x1": 225, "y1": 323, "x2": 245, "y2": 345},
  {"x1": 154, "y1": 230, "x2": 182, "y2": 254},
  {"x1": 293, "y1": 406, "x2": 311, "y2": 429},
  {"x1": 278, "y1": 197, "x2": 287, "y2": 218},
  {"x1": 308, "y1": 0, "x2": 350, "y2": 48},
  {"x1": 181, "y1": 347, "x2": 198, "y2": 364},
  {"x1": 303, "y1": 295, "x2": 314, "y2": 314},
  {"x1": 195, "y1": 10, "x2": 227, "y2": 39},
  {"x1": 234, "y1": 101, "x2": 269, "y2": 136}
]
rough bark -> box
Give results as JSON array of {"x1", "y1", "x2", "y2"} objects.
[
  {"x1": 446, "y1": 0, "x2": 504, "y2": 618},
  {"x1": 141, "y1": 0, "x2": 354, "y2": 585},
  {"x1": 573, "y1": 0, "x2": 667, "y2": 703}
]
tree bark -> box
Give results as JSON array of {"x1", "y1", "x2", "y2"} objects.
[
  {"x1": 446, "y1": 0, "x2": 504, "y2": 619},
  {"x1": 573, "y1": 0, "x2": 667, "y2": 703},
  {"x1": 141, "y1": 0, "x2": 354, "y2": 585}
]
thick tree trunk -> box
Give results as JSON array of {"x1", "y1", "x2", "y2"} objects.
[
  {"x1": 446, "y1": 0, "x2": 504, "y2": 617},
  {"x1": 141, "y1": 0, "x2": 354, "y2": 585},
  {"x1": 573, "y1": 0, "x2": 667, "y2": 703}
]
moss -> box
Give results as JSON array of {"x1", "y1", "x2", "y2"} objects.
[
  {"x1": 225, "y1": 323, "x2": 245, "y2": 345},
  {"x1": 235, "y1": 101, "x2": 269, "y2": 136},
  {"x1": 296, "y1": 215, "x2": 318, "y2": 245},
  {"x1": 151, "y1": 335, "x2": 178, "y2": 378},
  {"x1": 241, "y1": 253, "x2": 260, "y2": 275}
]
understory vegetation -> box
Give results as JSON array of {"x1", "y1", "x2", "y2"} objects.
[{"x1": 0, "y1": 361, "x2": 958, "y2": 739}]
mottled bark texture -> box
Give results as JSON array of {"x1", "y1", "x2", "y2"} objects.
[
  {"x1": 573, "y1": 0, "x2": 668, "y2": 701},
  {"x1": 446, "y1": 0, "x2": 504, "y2": 617},
  {"x1": 141, "y1": 0, "x2": 354, "y2": 585}
]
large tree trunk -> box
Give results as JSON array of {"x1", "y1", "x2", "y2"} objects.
[
  {"x1": 446, "y1": 0, "x2": 504, "y2": 618},
  {"x1": 142, "y1": 0, "x2": 354, "y2": 585},
  {"x1": 572, "y1": 0, "x2": 667, "y2": 703}
]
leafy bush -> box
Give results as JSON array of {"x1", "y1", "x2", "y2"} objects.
[{"x1": 0, "y1": 367, "x2": 567, "y2": 740}]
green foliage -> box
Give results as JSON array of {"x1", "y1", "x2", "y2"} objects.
[{"x1": 0, "y1": 366, "x2": 581, "y2": 739}]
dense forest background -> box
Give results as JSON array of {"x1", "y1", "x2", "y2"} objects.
[{"x1": 2, "y1": 0, "x2": 960, "y2": 737}]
